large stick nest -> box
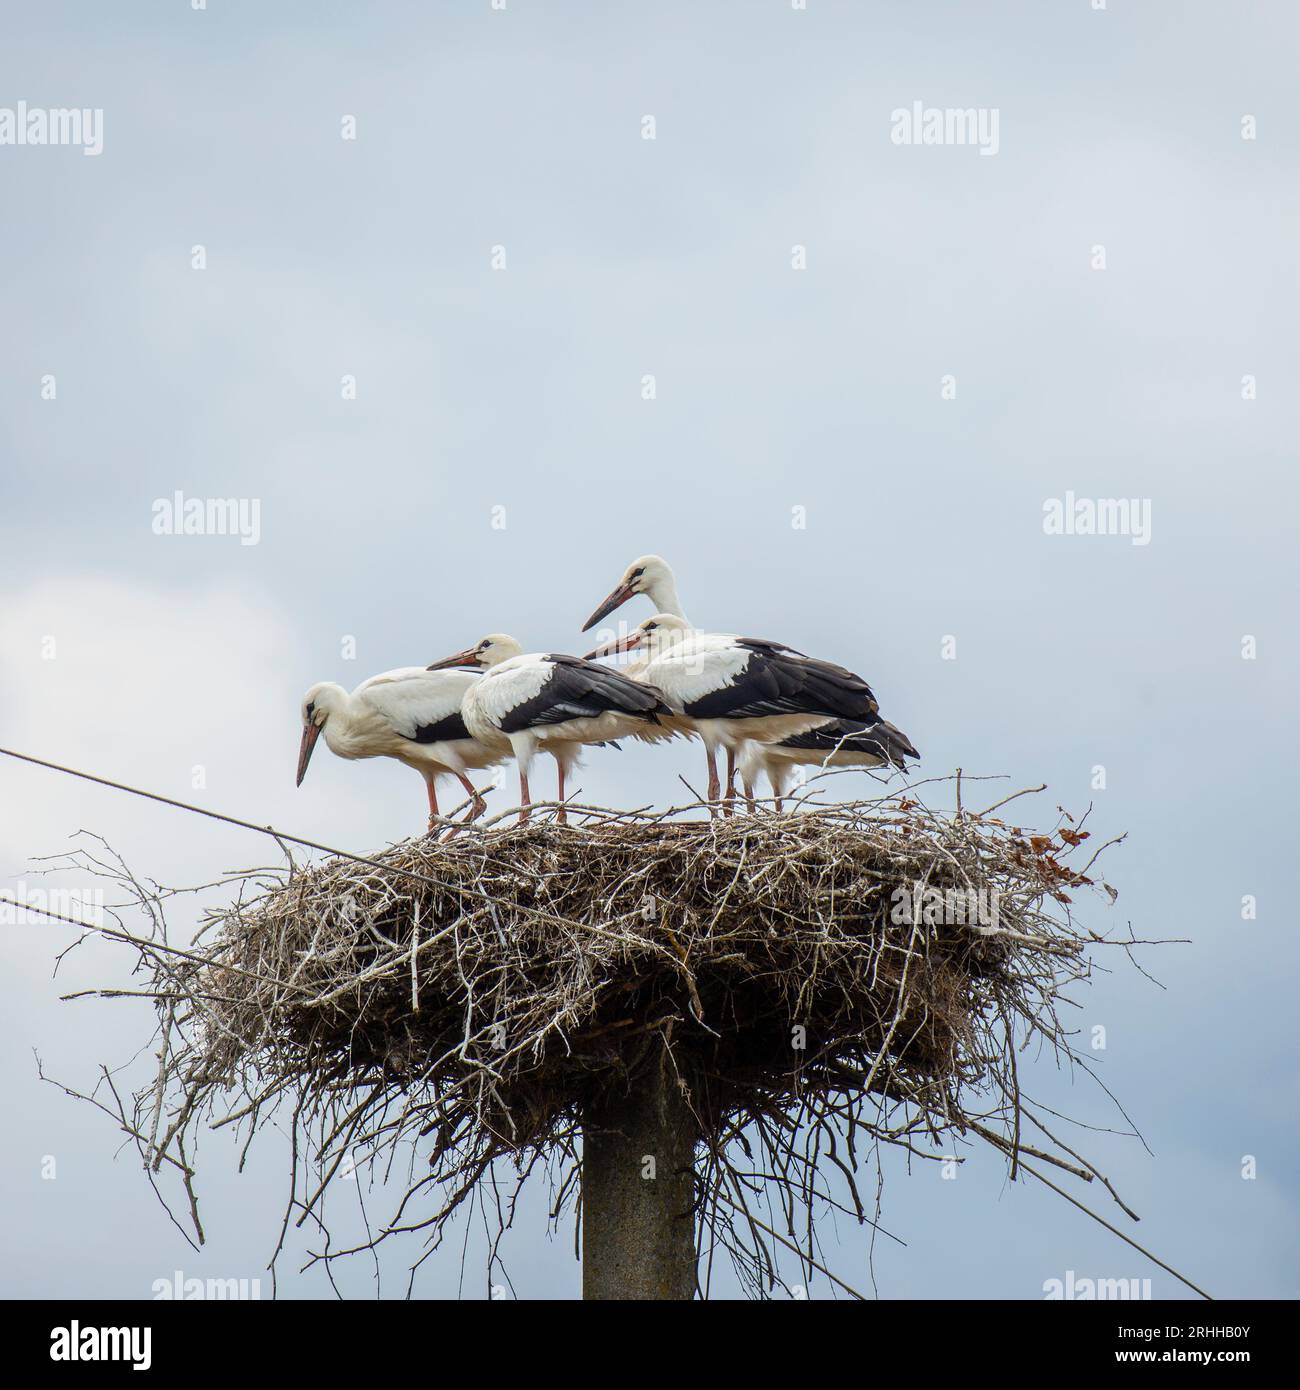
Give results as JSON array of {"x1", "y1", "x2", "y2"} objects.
[
  {"x1": 52, "y1": 782, "x2": 1136, "y2": 1296},
  {"x1": 204, "y1": 797, "x2": 1101, "y2": 1136}
]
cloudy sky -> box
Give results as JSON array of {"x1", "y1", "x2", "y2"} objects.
[{"x1": 2, "y1": 0, "x2": 1297, "y2": 1300}]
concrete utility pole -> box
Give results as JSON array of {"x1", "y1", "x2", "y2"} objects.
[{"x1": 582, "y1": 1064, "x2": 697, "y2": 1300}]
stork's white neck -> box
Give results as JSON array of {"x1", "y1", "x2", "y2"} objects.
[
  {"x1": 314, "y1": 683, "x2": 359, "y2": 753},
  {"x1": 646, "y1": 570, "x2": 688, "y2": 625}
]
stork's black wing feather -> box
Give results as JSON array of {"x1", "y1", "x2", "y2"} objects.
[
  {"x1": 406, "y1": 711, "x2": 472, "y2": 745},
  {"x1": 776, "y1": 717, "x2": 919, "y2": 766},
  {"x1": 498, "y1": 655, "x2": 673, "y2": 733},
  {"x1": 683, "y1": 640, "x2": 880, "y2": 722}
]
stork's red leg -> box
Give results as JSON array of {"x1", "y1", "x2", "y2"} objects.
[
  {"x1": 723, "y1": 747, "x2": 737, "y2": 817},
  {"x1": 556, "y1": 763, "x2": 567, "y2": 826},
  {"x1": 519, "y1": 769, "x2": 531, "y2": 824},
  {"x1": 426, "y1": 779, "x2": 439, "y2": 834},
  {"x1": 705, "y1": 747, "x2": 720, "y2": 815},
  {"x1": 455, "y1": 772, "x2": 486, "y2": 821}
]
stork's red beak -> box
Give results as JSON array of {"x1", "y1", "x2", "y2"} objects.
[
  {"x1": 581, "y1": 582, "x2": 636, "y2": 633},
  {"x1": 296, "y1": 721, "x2": 323, "y2": 786},
  {"x1": 426, "y1": 647, "x2": 481, "y2": 671},
  {"x1": 583, "y1": 630, "x2": 644, "y2": 660}
]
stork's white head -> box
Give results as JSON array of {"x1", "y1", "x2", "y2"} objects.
[
  {"x1": 427, "y1": 634, "x2": 524, "y2": 671},
  {"x1": 582, "y1": 612, "x2": 691, "y2": 660},
  {"x1": 581, "y1": 554, "x2": 679, "y2": 632},
  {"x1": 297, "y1": 681, "x2": 346, "y2": 786}
]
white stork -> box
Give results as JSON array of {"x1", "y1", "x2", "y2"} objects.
[
  {"x1": 426, "y1": 635, "x2": 676, "y2": 824},
  {"x1": 580, "y1": 555, "x2": 919, "y2": 810},
  {"x1": 581, "y1": 554, "x2": 688, "y2": 631},
  {"x1": 296, "y1": 668, "x2": 507, "y2": 833},
  {"x1": 738, "y1": 717, "x2": 920, "y2": 812},
  {"x1": 584, "y1": 614, "x2": 883, "y2": 809}
]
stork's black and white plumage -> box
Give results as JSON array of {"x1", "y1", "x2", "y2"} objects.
[
  {"x1": 739, "y1": 717, "x2": 919, "y2": 811},
  {"x1": 584, "y1": 614, "x2": 883, "y2": 809},
  {"x1": 579, "y1": 556, "x2": 920, "y2": 812},
  {"x1": 296, "y1": 668, "x2": 508, "y2": 833},
  {"x1": 426, "y1": 635, "x2": 676, "y2": 824}
]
